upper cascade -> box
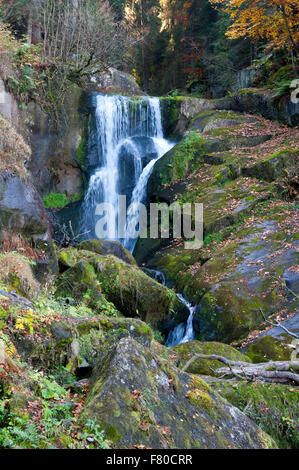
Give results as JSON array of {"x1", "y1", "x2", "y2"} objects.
[{"x1": 80, "y1": 94, "x2": 174, "y2": 252}]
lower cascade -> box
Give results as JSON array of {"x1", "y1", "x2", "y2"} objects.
[
  {"x1": 153, "y1": 271, "x2": 196, "y2": 347},
  {"x1": 80, "y1": 94, "x2": 174, "y2": 253},
  {"x1": 165, "y1": 294, "x2": 196, "y2": 347}
]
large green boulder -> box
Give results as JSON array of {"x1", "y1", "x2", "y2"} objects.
[
  {"x1": 56, "y1": 252, "x2": 189, "y2": 328},
  {"x1": 246, "y1": 336, "x2": 294, "y2": 363},
  {"x1": 80, "y1": 337, "x2": 276, "y2": 448},
  {"x1": 170, "y1": 340, "x2": 251, "y2": 375}
]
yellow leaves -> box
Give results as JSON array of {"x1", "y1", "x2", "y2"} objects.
[
  {"x1": 15, "y1": 309, "x2": 37, "y2": 335},
  {"x1": 210, "y1": 0, "x2": 299, "y2": 51}
]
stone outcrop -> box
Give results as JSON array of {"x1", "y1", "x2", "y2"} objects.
[{"x1": 80, "y1": 337, "x2": 276, "y2": 448}]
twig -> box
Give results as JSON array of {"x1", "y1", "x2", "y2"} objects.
[{"x1": 260, "y1": 308, "x2": 299, "y2": 339}]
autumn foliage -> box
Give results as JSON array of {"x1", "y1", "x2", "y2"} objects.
[{"x1": 210, "y1": 0, "x2": 299, "y2": 54}]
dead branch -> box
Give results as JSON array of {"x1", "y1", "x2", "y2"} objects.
[
  {"x1": 260, "y1": 308, "x2": 299, "y2": 339},
  {"x1": 181, "y1": 353, "x2": 299, "y2": 384}
]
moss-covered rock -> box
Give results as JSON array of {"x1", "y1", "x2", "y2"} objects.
[
  {"x1": 136, "y1": 176, "x2": 271, "y2": 268},
  {"x1": 230, "y1": 88, "x2": 299, "y2": 127},
  {"x1": 243, "y1": 149, "x2": 299, "y2": 182},
  {"x1": 56, "y1": 252, "x2": 189, "y2": 328},
  {"x1": 77, "y1": 239, "x2": 136, "y2": 265},
  {"x1": 170, "y1": 340, "x2": 251, "y2": 375},
  {"x1": 9, "y1": 311, "x2": 154, "y2": 372},
  {"x1": 246, "y1": 336, "x2": 293, "y2": 363},
  {"x1": 192, "y1": 217, "x2": 298, "y2": 343},
  {"x1": 140, "y1": 201, "x2": 298, "y2": 344},
  {"x1": 80, "y1": 337, "x2": 276, "y2": 448}
]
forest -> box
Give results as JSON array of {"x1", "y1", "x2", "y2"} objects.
[{"x1": 0, "y1": 0, "x2": 298, "y2": 454}]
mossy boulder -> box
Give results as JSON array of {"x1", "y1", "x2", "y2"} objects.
[
  {"x1": 77, "y1": 239, "x2": 136, "y2": 265},
  {"x1": 55, "y1": 253, "x2": 189, "y2": 328},
  {"x1": 230, "y1": 88, "x2": 299, "y2": 127},
  {"x1": 170, "y1": 340, "x2": 251, "y2": 376},
  {"x1": 9, "y1": 312, "x2": 154, "y2": 372},
  {"x1": 246, "y1": 336, "x2": 293, "y2": 363},
  {"x1": 243, "y1": 150, "x2": 299, "y2": 182},
  {"x1": 192, "y1": 217, "x2": 298, "y2": 343},
  {"x1": 80, "y1": 337, "x2": 276, "y2": 448}
]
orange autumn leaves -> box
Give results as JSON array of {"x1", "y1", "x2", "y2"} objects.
[{"x1": 209, "y1": 0, "x2": 299, "y2": 53}]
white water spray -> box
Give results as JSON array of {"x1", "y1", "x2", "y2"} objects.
[{"x1": 81, "y1": 94, "x2": 174, "y2": 250}]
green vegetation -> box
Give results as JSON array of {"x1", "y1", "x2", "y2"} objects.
[
  {"x1": 214, "y1": 381, "x2": 299, "y2": 449},
  {"x1": 42, "y1": 192, "x2": 82, "y2": 209}
]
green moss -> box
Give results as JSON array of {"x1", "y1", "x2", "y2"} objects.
[
  {"x1": 171, "y1": 340, "x2": 251, "y2": 376},
  {"x1": 187, "y1": 388, "x2": 213, "y2": 410},
  {"x1": 77, "y1": 133, "x2": 86, "y2": 164},
  {"x1": 246, "y1": 336, "x2": 292, "y2": 363},
  {"x1": 43, "y1": 192, "x2": 69, "y2": 209},
  {"x1": 213, "y1": 380, "x2": 298, "y2": 448},
  {"x1": 42, "y1": 192, "x2": 83, "y2": 209}
]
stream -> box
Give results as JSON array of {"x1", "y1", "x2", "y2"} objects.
[{"x1": 80, "y1": 93, "x2": 196, "y2": 346}]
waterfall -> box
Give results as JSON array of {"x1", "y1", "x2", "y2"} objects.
[
  {"x1": 80, "y1": 93, "x2": 196, "y2": 347},
  {"x1": 152, "y1": 270, "x2": 196, "y2": 347},
  {"x1": 81, "y1": 94, "x2": 174, "y2": 251},
  {"x1": 165, "y1": 294, "x2": 196, "y2": 347}
]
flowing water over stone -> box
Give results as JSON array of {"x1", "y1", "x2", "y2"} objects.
[
  {"x1": 165, "y1": 294, "x2": 196, "y2": 347},
  {"x1": 80, "y1": 94, "x2": 174, "y2": 252},
  {"x1": 152, "y1": 270, "x2": 196, "y2": 347}
]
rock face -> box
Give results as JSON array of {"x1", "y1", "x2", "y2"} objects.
[
  {"x1": 92, "y1": 68, "x2": 143, "y2": 95},
  {"x1": 0, "y1": 171, "x2": 49, "y2": 238},
  {"x1": 80, "y1": 337, "x2": 276, "y2": 448},
  {"x1": 136, "y1": 106, "x2": 298, "y2": 343},
  {"x1": 0, "y1": 170, "x2": 58, "y2": 279},
  {"x1": 228, "y1": 88, "x2": 299, "y2": 127},
  {"x1": 0, "y1": 78, "x2": 19, "y2": 125},
  {"x1": 28, "y1": 84, "x2": 86, "y2": 200}
]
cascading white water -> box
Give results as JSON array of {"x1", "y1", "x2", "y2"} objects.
[
  {"x1": 165, "y1": 294, "x2": 196, "y2": 347},
  {"x1": 152, "y1": 270, "x2": 196, "y2": 347},
  {"x1": 81, "y1": 94, "x2": 174, "y2": 251},
  {"x1": 80, "y1": 94, "x2": 195, "y2": 347}
]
